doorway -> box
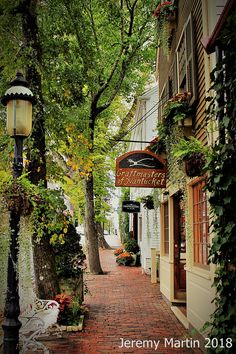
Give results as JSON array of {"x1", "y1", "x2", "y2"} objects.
[
  {"x1": 133, "y1": 213, "x2": 138, "y2": 241},
  {"x1": 173, "y1": 192, "x2": 186, "y2": 300}
]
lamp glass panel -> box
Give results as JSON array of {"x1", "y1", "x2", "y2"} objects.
[{"x1": 6, "y1": 99, "x2": 32, "y2": 137}]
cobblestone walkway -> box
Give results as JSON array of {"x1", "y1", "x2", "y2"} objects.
[{"x1": 42, "y1": 237, "x2": 203, "y2": 354}]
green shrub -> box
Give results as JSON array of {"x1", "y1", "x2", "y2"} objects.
[
  {"x1": 123, "y1": 237, "x2": 140, "y2": 254},
  {"x1": 53, "y1": 221, "x2": 86, "y2": 279}
]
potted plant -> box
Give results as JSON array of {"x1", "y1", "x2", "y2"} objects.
[
  {"x1": 147, "y1": 138, "x2": 167, "y2": 159},
  {"x1": 113, "y1": 238, "x2": 140, "y2": 266},
  {"x1": 113, "y1": 247, "x2": 124, "y2": 257},
  {"x1": 173, "y1": 137, "x2": 208, "y2": 177},
  {"x1": 116, "y1": 252, "x2": 134, "y2": 266},
  {"x1": 153, "y1": 1, "x2": 177, "y2": 54},
  {"x1": 153, "y1": 1, "x2": 177, "y2": 22},
  {"x1": 163, "y1": 92, "x2": 193, "y2": 125},
  {"x1": 140, "y1": 195, "x2": 154, "y2": 210}
]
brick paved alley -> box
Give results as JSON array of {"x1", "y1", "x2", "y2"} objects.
[{"x1": 40, "y1": 235, "x2": 203, "y2": 354}]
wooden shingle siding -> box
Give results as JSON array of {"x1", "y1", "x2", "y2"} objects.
[{"x1": 157, "y1": 0, "x2": 208, "y2": 145}]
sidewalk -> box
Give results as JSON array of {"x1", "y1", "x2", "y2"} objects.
[{"x1": 41, "y1": 236, "x2": 203, "y2": 354}]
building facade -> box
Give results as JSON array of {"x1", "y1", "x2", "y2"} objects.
[
  {"x1": 128, "y1": 84, "x2": 161, "y2": 282},
  {"x1": 155, "y1": 0, "x2": 230, "y2": 335}
]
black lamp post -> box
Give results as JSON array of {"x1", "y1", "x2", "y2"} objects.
[{"x1": 1, "y1": 72, "x2": 35, "y2": 354}]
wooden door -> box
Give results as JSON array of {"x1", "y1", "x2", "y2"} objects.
[{"x1": 173, "y1": 193, "x2": 186, "y2": 300}]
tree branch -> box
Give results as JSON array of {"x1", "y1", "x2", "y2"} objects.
[
  {"x1": 90, "y1": 0, "x2": 139, "y2": 117},
  {"x1": 110, "y1": 98, "x2": 137, "y2": 147}
]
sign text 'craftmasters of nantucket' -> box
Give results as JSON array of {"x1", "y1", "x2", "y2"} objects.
[{"x1": 115, "y1": 150, "x2": 167, "y2": 188}]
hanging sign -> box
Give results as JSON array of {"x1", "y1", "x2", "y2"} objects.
[
  {"x1": 122, "y1": 201, "x2": 140, "y2": 213},
  {"x1": 115, "y1": 150, "x2": 167, "y2": 188}
]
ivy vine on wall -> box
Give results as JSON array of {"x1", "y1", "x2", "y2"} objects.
[{"x1": 204, "y1": 11, "x2": 236, "y2": 352}]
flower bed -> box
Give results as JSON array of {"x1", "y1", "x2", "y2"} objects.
[{"x1": 54, "y1": 290, "x2": 88, "y2": 328}]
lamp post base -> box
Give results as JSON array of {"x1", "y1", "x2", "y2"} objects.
[{"x1": 2, "y1": 319, "x2": 22, "y2": 354}]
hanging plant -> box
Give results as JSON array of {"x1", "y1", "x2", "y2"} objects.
[
  {"x1": 156, "y1": 92, "x2": 194, "y2": 155},
  {"x1": 147, "y1": 137, "x2": 167, "y2": 158},
  {"x1": 154, "y1": 1, "x2": 177, "y2": 54},
  {"x1": 140, "y1": 195, "x2": 154, "y2": 210},
  {"x1": 163, "y1": 91, "x2": 193, "y2": 123},
  {"x1": 0, "y1": 173, "x2": 36, "y2": 216},
  {"x1": 184, "y1": 153, "x2": 206, "y2": 177},
  {"x1": 0, "y1": 173, "x2": 76, "y2": 243},
  {"x1": 3, "y1": 180, "x2": 35, "y2": 216},
  {"x1": 153, "y1": 1, "x2": 177, "y2": 22},
  {"x1": 173, "y1": 137, "x2": 208, "y2": 177}
]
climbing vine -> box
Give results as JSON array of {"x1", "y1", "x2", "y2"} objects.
[
  {"x1": 204, "y1": 11, "x2": 236, "y2": 352},
  {"x1": 0, "y1": 201, "x2": 10, "y2": 312}
]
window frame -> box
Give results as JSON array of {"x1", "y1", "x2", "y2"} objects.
[
  {"x1": 162, "y1": 201, "x2": 169, "y2": 256},
  {"x1": 192, "y1": 178, "x2": 209, "y2": 269},
  {"x1": 175, "y1": 13, "x2": 197, "y2": 105}
]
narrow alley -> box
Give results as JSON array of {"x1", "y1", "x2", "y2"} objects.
[{"x1": 40, "y1": 235, "x2": 203, "y2": 354}]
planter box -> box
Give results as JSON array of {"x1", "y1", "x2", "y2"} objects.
[
  {"x1": 130, "y1": 253, "x2": 141, "y2": 266},
  {"x1": 178, "y1": 116, "x2": 192, "y2": 127},
  {"x1": 49, "y1": 315, "x2": 84, "y2": 333}
]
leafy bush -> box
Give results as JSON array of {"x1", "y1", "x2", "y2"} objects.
[
  {"x1": 54, "y1": 291, "x2": 87, "y2": 325},
  {"x1": 52, "y1": 221, "x2": 86, "y2": 279},
  {"x1": 140, "y1": 195, "x2": 154, "y2": 209},
  {"x1": 123, "y1": 238, "x2": 140, "y2": 254}
]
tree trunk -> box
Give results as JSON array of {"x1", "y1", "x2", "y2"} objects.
[
  {"x1": 96, "y1": 222, "x2": 112, "y2": 249},
  {"x1": 85, "y1": 174, "x2": 103, "y2": 274},
  {"x1": 21, "y1": 0, "x2": 59, "y2": 298},
  {"x1": 33, "y1": 236, "x2": 59, "y2": 299}
]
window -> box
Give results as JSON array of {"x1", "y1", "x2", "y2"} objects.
[
  {"x1": 192, "y1": 179, "x2": 209, "y2": 268},
  {"x1": 176, "y1": 14, "x2": 197, "y2": 105},
  {"x1": 163, "y1": 202, "x2": 169, "y2": 255},
  {"x1": 169, "y1": 56, "x2": 178, "y2": 98}
]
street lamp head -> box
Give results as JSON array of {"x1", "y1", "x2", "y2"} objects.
[{"x1": 1, "y1": 72, "x2": 35, "y2": 138}]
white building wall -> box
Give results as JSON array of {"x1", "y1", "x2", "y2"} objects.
[{"x1": 129, "y1": 83, "x2": 160, "y2": 279}]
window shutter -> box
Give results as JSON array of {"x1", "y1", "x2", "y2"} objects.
[
  {"x1": 176, "y1": 14, "x2": 197, "y2": 105},
  {"x1": 177, "y1": 36, "x2": 186, "y2": 88},
  {"x1": 169, "y1": 56, "x2": 178, "y2": 97},
  {"x1": 185, "y1": 15, "x2": 196, "y2": 105}
]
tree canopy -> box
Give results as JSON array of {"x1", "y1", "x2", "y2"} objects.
[{"x1": 0, "y1": 0, "x2": 157, "y2": 275}]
